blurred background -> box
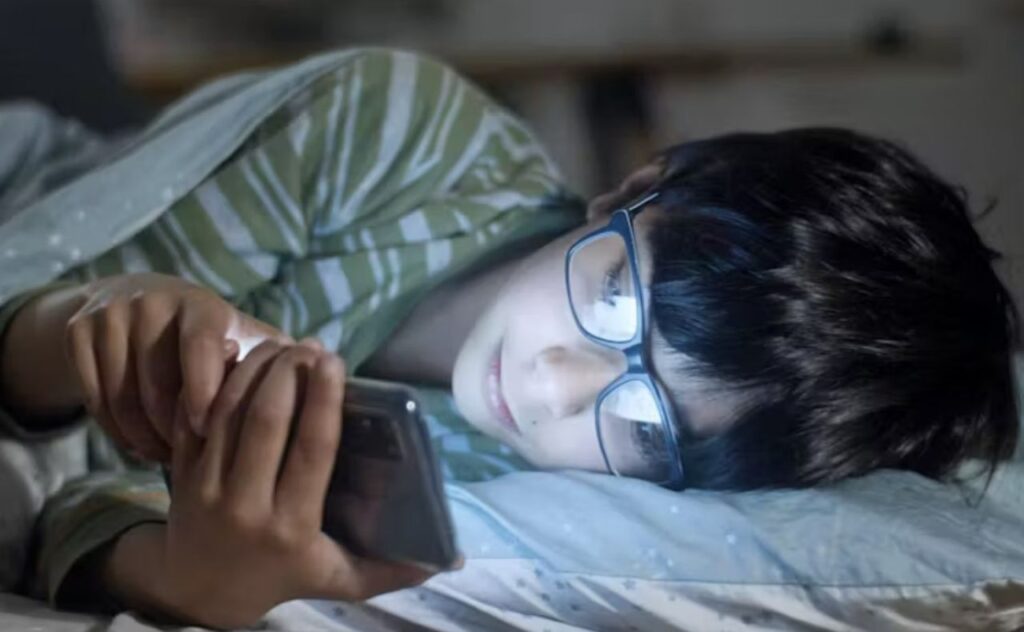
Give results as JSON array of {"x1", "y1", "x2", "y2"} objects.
[{"x1": 1, "y1": 0, "x2": 1022, "y2": 309}]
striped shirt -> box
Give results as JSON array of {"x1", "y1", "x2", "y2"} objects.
[{"x1": 11, "y1": 49, "x2": 583, "y2": 605}]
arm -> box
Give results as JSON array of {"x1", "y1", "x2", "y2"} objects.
[
  {"x1": 0, "y1": 284, "x2": 88, "y2": 428},
  {"x1": 1, "y1": 273, "x2": 289, "y2": 460}
]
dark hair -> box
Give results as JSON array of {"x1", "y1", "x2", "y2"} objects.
[{"x1": 648, "y1": 128, "x2": 1020, "y2": 490}]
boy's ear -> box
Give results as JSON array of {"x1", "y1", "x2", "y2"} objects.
[{"x1": 586, "y1": 160, "x2": 665, "y2": 222}]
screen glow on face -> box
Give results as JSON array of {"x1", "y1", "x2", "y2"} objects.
[
  {"x1": 602, "y1": 380, "x2": 662, "y2": 423},
  {"x1": 452, "y1": 192, "x2": 685, "y2": 488},
  {"x1": 569, "y1": 234, "x2": 638, "y2": 344}
]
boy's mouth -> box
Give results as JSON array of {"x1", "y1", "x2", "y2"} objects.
[{"x1": 487, "y1": 341, "x2": 519, "y2": 434}]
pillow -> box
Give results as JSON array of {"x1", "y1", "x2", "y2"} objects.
[{"x1": 284, "y1": 358, "x2": 1024, "y2": 631}]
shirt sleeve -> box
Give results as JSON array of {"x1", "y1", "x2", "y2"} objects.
[
  {"x1": 0, "y1": 287, "x2": 160, "y2": 607},
  {"x1": 231, "y1": 47, "x2": 585, "y2": 369},
  {"x1": 0, "y1": 281, "x2": 87, "y2": 442},
  {"x1": 30, "y1": 468, "x2": 168, "y2": 608}
]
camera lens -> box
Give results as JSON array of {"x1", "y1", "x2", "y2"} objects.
[{"x1": 342, "y1": 413, "x2": 403, "y2": 460}]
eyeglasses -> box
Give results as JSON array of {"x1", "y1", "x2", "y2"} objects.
[{"x1": 564, "y1": 191, "x2": 685, "y2": 489}]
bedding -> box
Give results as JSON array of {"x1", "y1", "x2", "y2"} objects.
[
  {"x1": 1, "y1": 356, "x2": 1021, "y2": 630},
  {"x1": 1, "y1": 48, "x2": 1023, "y2": 631},
  {"x1": 0, "y1": 49, "x2": 382, "y2": 307}
]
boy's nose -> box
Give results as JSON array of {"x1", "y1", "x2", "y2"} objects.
[{"x1": 528, "y1": 346, "x2": 624, "y2": 420}]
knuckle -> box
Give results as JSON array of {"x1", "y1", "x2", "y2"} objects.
[
  {"x1": 187, "y1": 330, "x2": 223, "y2": 356},
  {"x1": 196, "y1": 482, "x2": 220, "y2": 508},
  {"x1": 65, "y1": 315, "x2": 88, "y2": 338},
  {"x1": 65, "y1": 317, "x2": 90, "y2": 351},
  {"x1": 248, "y1": 338, "x2": 283, "y2": 360},
  {"x1": 246, "y1": 404, "x2": 287, "y2": 435},
  {"x1": 266, "y1": 520, "x2": 303, "y2": 551},
  {"x1": 182, "y1": 284, "x2": 216, "y2": 303},
  {"x1": 218, "y1": 381, "x2": 250, "y2": 409},
  {"x1": 102, "y1": 298, "x2": 130, "y2": 323},
  {"x1": 130, "y1": 292, "x2": 166, "y2": 322},
  {"x1": 293, "y1": 433, "x2": 335, "y2": 465},
  {"x1": 127, "y1": 290, "x2": 148, "y2": 312},
  {"x1": 223, "y1": 503, "x2": 262, "y2": 534},
  {"x1": 323, "y1": 354, "x2": 346, "y2": 381},
  {"x1": 189, "y1": 377, "x2": 218, "y2": 406},
  {"x1": 281, "y1": 345, "x2": 320, "y2": 368}
]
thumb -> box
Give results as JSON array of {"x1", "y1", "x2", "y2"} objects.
[
  {"x1": 347, "y1": 557, "x2": 434, "y2": 600},
  {"x1": 312, "y1": 546, "x2": 435, "y2": 601}
]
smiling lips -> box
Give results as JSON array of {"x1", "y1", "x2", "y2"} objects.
[{"x1": 487, "y1": 342, "x2": 519, "y2": 434}]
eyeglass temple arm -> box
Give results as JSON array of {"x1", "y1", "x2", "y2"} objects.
[{"x1": 623, "y1": 191, "x2": 661, "y2": 216}]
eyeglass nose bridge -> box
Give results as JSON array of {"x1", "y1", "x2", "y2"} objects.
[
  {"x1": 531, "y1": 346, "x2": 622, "y2": 419},
  {"x1": 594, "y1": 342, "x2": 655, "y2": 399}
]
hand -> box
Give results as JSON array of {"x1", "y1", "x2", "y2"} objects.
[
  {"x1": 152, "y1": 341, "x2": 432, "y2": 629},
  {"x1": 65, "y1": 273, "x2": 289, "y2": 462}
]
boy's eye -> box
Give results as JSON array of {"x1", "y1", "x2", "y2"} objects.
[
  {"x1": 631, "y1": 421, "x2": 670, "y2": 462},
  {"x1": 601, "y1": 258, "x2": 627, "y2": 305}
]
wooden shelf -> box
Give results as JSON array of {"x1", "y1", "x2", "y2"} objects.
[{"x1": 123, "y1": 35, "x2": 964, "y2": 104}]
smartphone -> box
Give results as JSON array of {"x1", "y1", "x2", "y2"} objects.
[
  {"x1": 323, "y1": 377, "x2": 457, "y2": 571},
  {"x1": 163, "y1": 377, "x2": 457, "y2": 571}
]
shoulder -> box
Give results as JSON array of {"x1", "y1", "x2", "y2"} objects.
[{"x1": 299, "y1": 47, "x2": 500, "y2": 125}]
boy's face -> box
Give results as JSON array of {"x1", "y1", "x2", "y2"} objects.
[
  {"x1": 452, "y1": 200, "x2": 691, "y2": 475},
  {"x1": 454, "y1": 161, "x2": 746, "y2": 479}
]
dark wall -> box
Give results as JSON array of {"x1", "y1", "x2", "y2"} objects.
[{"x1": 0, "y1": 0, "x2": 146, "y2": 132}]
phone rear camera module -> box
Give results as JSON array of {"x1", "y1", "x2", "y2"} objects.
[{"x1": 343, "y1": 414, "x2": 404, "y2": 460}]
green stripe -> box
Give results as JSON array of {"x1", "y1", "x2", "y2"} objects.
[
  {"x1": 167, "y1": 196, "x2": 265, "y2": 291},
  {"x1": 342, "y1": 52, "x2": 390, "y2": 210},
  {"x1": 131, "y1": 225, "x2": 183, "y2": 275},
  {"x1": 90, "y1": 251, "x2": 128, "y2": 278},
  {"x1": 288, "y1": 261, "x2": 334, "y2": 334},
  {"x1": 244, "y1": 150, "x2": 304, "y2": 238},
  {"x1": 215, "y1": 161, "x2": 300, "y2": 254}
]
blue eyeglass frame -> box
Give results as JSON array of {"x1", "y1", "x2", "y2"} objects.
[{"x1": 564, "y1": 190, "x2": 686, "y2": 490}]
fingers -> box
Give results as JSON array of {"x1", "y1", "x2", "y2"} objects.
[
  {"x1": 179, "y1": 300, "x2": 236, "y2": 435},
  {"x1": 131, "y1": 295, "x2": 181, "y2": 444},
  {"x1": 236, "y1": 312, "x2": 296, "y2": 351},
  {"x1": 95, "y1": 301, "x2": 131, "y2": 423},
  {"x1": 198, "y1": 340, "x2": 285, "y2": 493},
  {"x1": 171, "y1": 397, "x2": 203, "y2": 492},
  {"x1": 226, "y1": 345, "x2": 321, "y2": 511},
  {"x1": 275, "y1": 354, "x2": 345, "y2": 531},
  {"x1": 123, "y1": 355, "x2": 172, "y2": 462},
  {"x1": 65, "y1": 316, "x2": 113, "y2": 434},
  {"x1": 96, "y1": 301, "x2": 169, "y2": 461}
]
